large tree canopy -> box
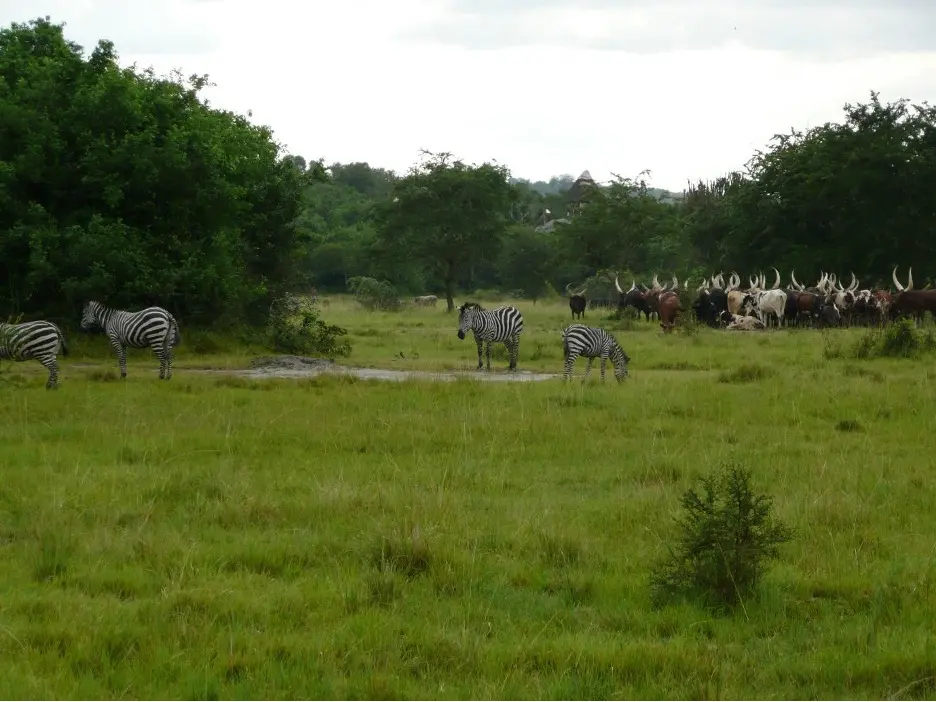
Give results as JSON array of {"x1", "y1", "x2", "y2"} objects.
[{"x1": 0, "y1": 17, "x2": 319, "y2": 324}]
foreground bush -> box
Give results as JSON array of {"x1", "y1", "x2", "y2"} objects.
[
  {"x1": 650, "y1": 464, "x2": 793, "y2": 608},
  {"x1": 266, "y1": 294, "x2": 351, "y2": 358}
]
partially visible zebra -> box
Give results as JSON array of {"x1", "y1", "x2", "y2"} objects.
[
  {"x1": 80, "y1": 301, "x2": 181, "y2": 379},
  {"x1": 456, "y1": 302, "x2": 524, "y2": 371},
  {"x1": 561, "y1": 324, "x2": 631, "y2": 383},
  {"x1": 0, "y1": 320, "x2": 69, "y2": 389}
]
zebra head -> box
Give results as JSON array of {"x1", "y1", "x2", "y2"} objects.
[
  {"x1": 80, "y1": 301, "x2": 105, "y2": 331},
  {"x1": 612, "y1": 343, "x2": 631, "y2": 382},
  {"x1": 456, "y1": 302, "x2": 483, "y2": 339}
]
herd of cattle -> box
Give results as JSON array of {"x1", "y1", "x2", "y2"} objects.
[{"x1": 567, "y1": 267, "x2": 932, "y2": 332}]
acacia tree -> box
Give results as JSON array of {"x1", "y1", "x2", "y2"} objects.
[{"x1": 375, "y1": 151, "x2": 517, "y2": 311}]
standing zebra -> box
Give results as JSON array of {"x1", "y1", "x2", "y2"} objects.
[
  {"x1": 0, "y1": 320, "x2": 69, "y2": 389},
  {"x1": 80, "y1": 301, "x2": 181, "y2": 380},
  {"x1": 562, "y1": 324, "x2": 631, "y2": 383},
  {"x1": 456, "y1": 302, "x2": 524, "y2": 371}
]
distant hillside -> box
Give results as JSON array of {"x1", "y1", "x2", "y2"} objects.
[{"x1": 511, "y1": 176, "x2": 684, "y2": 203}]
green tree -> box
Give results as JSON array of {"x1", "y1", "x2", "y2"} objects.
[
  {"x1": 497, "y1": 225, "x2": 555, "y2": 302},
  {"x1": 375, "y1": 151, "x2": 517, "y2": 311},
  {"x1": 0, "y1": 17, "x2": 309, "y2": 324}
]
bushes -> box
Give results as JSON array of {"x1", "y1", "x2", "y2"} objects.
[
  {"x1": 348, "y1": 276, "x2": 402, "y2": 311},
  {"x1": 826, "y1": 317, "x2": 936, "y2": 360},
  {"x1": 266, "y1": 294, "x2": 351, "y2": 358},
  {"x1": 651, "y1": 464, "x2": 793, "y2": 609}
]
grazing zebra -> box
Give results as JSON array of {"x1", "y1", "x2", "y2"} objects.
[
  {"x1": 456, "y1": 302, "x2": 524, "y2": 371},
  {"x1": 0, "y1": 320, "x2": 69, "y2": 389},
  {"x1": 80, "y1": 301, "x2": 181, "y2": 380},
  {"x1": 561, "y1": 324, "x2": 631, "y2": 383}
]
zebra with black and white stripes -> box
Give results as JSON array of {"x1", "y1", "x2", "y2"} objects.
[
  {"x1": 561, "y1": 324, "x2": 631, "y2": 383},
  {"x1": 80, "y1": 301, "x2": 181, "y2": 380},
  {"x1": 0, "y1": 319, "x2": 69, "y2": 389},
  {"x1": 456, "y1": 302, "x2": 524, "y2": 371}
]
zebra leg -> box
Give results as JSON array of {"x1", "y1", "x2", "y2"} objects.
[
  {"x1": 582, "y1": 358, "x2": 594, "y2": 384},
  {"x1": 154, "y1": 345, "x2": 167, "y2": 379},
  {"x1": 485, "y1": 341, "x2": 493, "y2": 371},
  {"x1": 563, "y1": 352, "x2": 578, "y2": 381},
  {"x1": 507, "y1": 339, "x2": 518, "y2": 371},
  {"x1": 475, "y1": 338, "x2": 484, "y2": 370},
  {"x1": 166, "y1": 346, "x2": 174, "y2": 380},
  {"x1": 109, "y1": 337, "x2": 128, "y2": 378},
  {"x1": 600, "y1": 357, "x2": 608, "y2": 382},
  {"x1": 39, "y1": 355, "x2": 60, "y2": 390}
]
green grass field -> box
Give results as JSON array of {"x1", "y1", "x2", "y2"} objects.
[{"x1": 1, "y1": 296, "x2": 935, "y2": 699}]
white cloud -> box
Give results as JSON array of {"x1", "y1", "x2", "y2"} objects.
[{"x1": 3, "y1": 0, "x2": 936, "y2": 192}]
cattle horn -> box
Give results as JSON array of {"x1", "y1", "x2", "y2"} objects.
[
  {"x1": 791, "y1": 270, "x2": 804, "y2": 291},
  {"x1": 771, "y1": 267, "x2": 780, "y2": 289},
  {"x1": 627, "y1": 280, "x2": 636, "y2": 293},
  {"x1": 614, "y1": 275, "x2": 625, "y2": 294},
  {"x1": 907, "y1": 267, "x2": 914, "y2": 291},
  {"x1": 652, "y1": 274, "x2": 661, "y2": 291},
  {"x1": 848, "y1": 272, "x2": 858, "y2": 292},
  {"x1": 671, "y1": 275, "x2": 679, "y2": 290},
  {"x1": 565, "y1": 282, "x2": 574, "y2": 296},
  {"x1": 892, "y1": 266, "x2": 904, "y2": 292}
]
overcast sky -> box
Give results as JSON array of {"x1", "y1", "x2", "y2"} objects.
[{"x1": 6, "y1": 0, "x2": 936, "y2": 191}]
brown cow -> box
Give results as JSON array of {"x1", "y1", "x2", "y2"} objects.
[
  {"x1": 658, "y1": 291, "x2": 681, "y2": 333},
  {"x1": 892, "y1": 267, "x2": 936, "y2": 323},
  {"x1": 565, "y1": 283, "x2": 587, "y2": 320}
]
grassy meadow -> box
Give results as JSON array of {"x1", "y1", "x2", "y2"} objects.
[{"x1": 1, "y1": 296, "x2": 936, "y2": 698}]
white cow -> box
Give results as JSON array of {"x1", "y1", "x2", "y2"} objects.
[{"x1": 726, "y1": 314, "x2": 766, "y2": 331}]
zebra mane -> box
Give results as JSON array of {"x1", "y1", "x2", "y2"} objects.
[{"x1": 459, "y1": 301, "x2": 484, "y2": 312}]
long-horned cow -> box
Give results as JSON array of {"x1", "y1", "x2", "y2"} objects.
[
  {"x1": 892, "y1": 267, "x2": 936, "y2": 323},
  {"x1": 658, "y1": 291, "x2": 681, "y2": 333},
  {"x1": 565, "y1": 283, "x2": 588, "y2": 320},
  {"x1": 614, "y1": 276, "x2": 650, "y2": 320}
]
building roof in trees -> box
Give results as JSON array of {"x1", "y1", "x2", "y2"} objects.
[{"x1": 566, "y1": 170, "x2": 596, "y2": 202}]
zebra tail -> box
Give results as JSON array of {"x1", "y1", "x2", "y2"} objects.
[
  {"x1": 58, "y1": 326, "x2": 69, "y2": 356},
  {"x1": 167, "y1": 314, "x2": 181, "y2": 346}
]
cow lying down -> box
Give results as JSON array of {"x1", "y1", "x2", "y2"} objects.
[{"x1": 726, "y1": 314, "x2": 766, "y2": 331}]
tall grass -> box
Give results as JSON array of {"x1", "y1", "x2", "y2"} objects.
[{"x1": 0, "y1": 298, "x2": 935, "y2": 698}]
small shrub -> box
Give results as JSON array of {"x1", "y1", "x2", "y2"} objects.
[
  {"x1": 849, "y1": 318, "x2": 936, "y2": 360},
  {"x1": 650, "y1": 464, "x2": 794, "y2": 608},
  {"x1": 266, "y1": 294, "x2": 351, "y2": 358},
  {"x1": 717, "y1": 363, "x2": 772, "y2": 384},
  {"x1": 348, "y1": 276, "x2": 402, "y2": 311},
  {"x1": 835, "y1": 418, "x2": 863, "y2": 433}
]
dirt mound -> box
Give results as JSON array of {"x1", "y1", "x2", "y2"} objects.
[{"x1": 248, "y1": 355, "x2": 336, "y2": 371}]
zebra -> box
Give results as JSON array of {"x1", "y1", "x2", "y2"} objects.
[
  {"x1": 0, "y1": 320, "x2": 69, "y2": 389},
  {"x1": 456, "y1": 302, "x2": 524, "y2": 371},
  {"x1": 80, "y1": 301, "x2": 181, "y2": 380},
  {"x1": 561, "y1": 324, "x2": 631, "y2": 383}
]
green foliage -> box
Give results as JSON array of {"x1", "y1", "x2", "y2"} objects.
[
  {"x1": 374, "y1": 151, "x2": 517, "y2": 310},
  {"x1": 651, "y1": 464, "x2": 794, "y2": 609},
  {"x1": 348, "y1": 276, "x2": 402, "y2": 311},
  {"x1": 266, "y1": 294, "x2": 350, "y2": 358},
  {"x1": 847, "y1": 318, "x2": 936, "y2": 360},
  {"x1": 497, "y1": 225, "x2": 555, "y2": 302},
  {"x1": 0, "y1": 17, "x2": 308, "y2": 323}
]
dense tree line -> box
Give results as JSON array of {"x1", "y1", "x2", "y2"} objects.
[{"x1": 3, "y1": 17, "x2": 933, "y2": 326}]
